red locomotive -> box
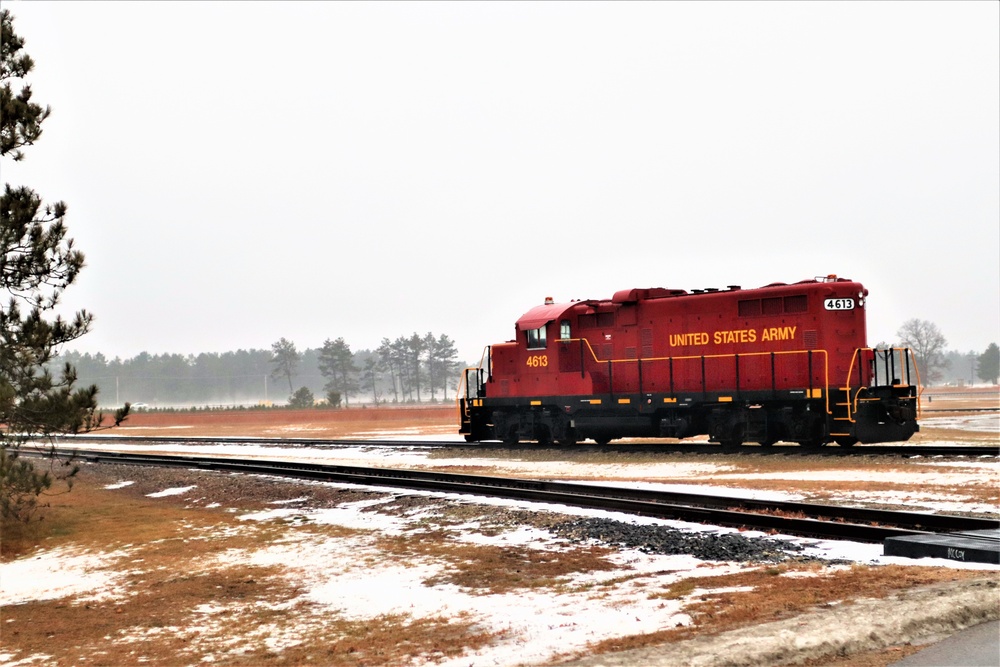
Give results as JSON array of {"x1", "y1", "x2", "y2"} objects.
[{"x1": 458, "y1": 275, "x2": 920, "y2": 447}]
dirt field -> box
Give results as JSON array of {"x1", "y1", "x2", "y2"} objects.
[
  {"x1": 110, "y1": 404, "x2": 457, "y2": 439},
  {"x1": 920, "y1": 385, "x2": 1000, "y2": 411}
]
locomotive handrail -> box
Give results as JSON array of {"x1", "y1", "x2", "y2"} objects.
[
  {"x1": 556, "y1": 336, "x2": 602, "y2": 364},
  {"x1": 557, "y1": 338, "x2": 832, "y2": 415},
  {"x1": 456, "y1": 367, "x2": 472, "y2": 420},
  {"x1": 835, "y1": 348, "x2": 865, "y2": 425},
  {"x1": 456, "y1": 346, "x2": 493, "y2": 422},
  {"x1": 841, "y1": 347, "x2": 923, "y2": 423}
]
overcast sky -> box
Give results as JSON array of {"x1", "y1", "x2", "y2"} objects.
[{"x1": 6, "y1": 1, "x2": 999, "y2": 363}]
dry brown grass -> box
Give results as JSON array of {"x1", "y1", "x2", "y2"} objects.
[
  {"x1": 4, "y1": 462, "x2": 994, "y2": 667},
  {"x1": 920, "y1": 385, "x2": 1000, "y2": 410},
  {"x1": 6, "y1": 592, "x2": 496, "y2": 666},
  {"x1": 110, "y1": 405, "x2": 457, "y2": 438},
  {"x1": 0, "y1": 467, "x2": 503, "y2": 666},
  {"x1": 375, "y1": 531, "x2": 620, "y2": 593},
  {"x1": 4, "y1": 400, "x2": 997, "y2": 666},
  {"x1": 910, "y1": 425, "x2": 999, "y2": 444}
]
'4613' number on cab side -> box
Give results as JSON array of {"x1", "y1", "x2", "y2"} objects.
[
  {"x1": 526, "y1": 354, "x2": 548, "y2": 368},
  {"x1": 824, "y1": 298, "x2": 854, "y2": 311}
]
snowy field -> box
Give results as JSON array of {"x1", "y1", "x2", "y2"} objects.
[
  {"x1": 3, "y1": 483, "x2": 994, "y2": 667},
  {"x1": 2, "y1": 413, "x2": 998, "y2": 666}
]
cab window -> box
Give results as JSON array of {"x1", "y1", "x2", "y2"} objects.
[
  {"x1": 560, "y1": 320, "x2": 571, "y2": 340},
  {"x1": 527, "y1": 326, "x2": 547, "y2": 349}
]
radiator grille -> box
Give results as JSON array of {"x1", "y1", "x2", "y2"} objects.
[{"x1": 641, "y1": 328, "x2": 654, "y2": 357}]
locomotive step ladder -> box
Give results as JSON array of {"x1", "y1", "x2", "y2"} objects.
[{"x1": 830, "y1": 386, "x2": 856, "y2": 439}]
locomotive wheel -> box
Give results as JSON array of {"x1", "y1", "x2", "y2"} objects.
[
  {"x1": 717, "y1": 421, "x2": 745, "y2": 450},
  {"x1": 834, "y1": 436, "x2": 858, "y2": 447},
  {"x1": 556, "y1": 428, "x2": 578, "y2": 446},
  {"x1": 503, "y1": 425, "x2": 519, "y2": 446},
  {"x1": 758, "y1": 421, "x2": 782, "y2": 447},
  {"x1": 592, "y1": 436, "x2": 612, "y2": 446},
  {"x1": 464, "y1": 425, "x2": 491, "y2": 443}
]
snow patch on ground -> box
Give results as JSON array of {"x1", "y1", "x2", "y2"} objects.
[
  {"x1": 3, "y1": 488, "x2": 996, "y2": 667},
  {"x1": 5, "y1": 419, "x2": 998, "y2": 666},
  {"x1": 922, "y1": 413, "x2": 999, "y2": 432},
  {"x1": 0, "y1": 547, "x2": 133, "y2": 607},
  {"x1": 217, "y1": 508, "x2": 741, "y2": 666},
  {"x1": 146, "y1": 485, "x2": 197, "y2": 498},
  {"x1": 709, "y1": 462, "x2": 1000, "y2": 489}
]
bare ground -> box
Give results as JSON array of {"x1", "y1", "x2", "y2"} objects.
[
  {"x1": 3, "y1": 396, "x2": 998, "y2": 666},
  {"x1": 4, "y1": 463, "x2": 996, "y2": 667}
]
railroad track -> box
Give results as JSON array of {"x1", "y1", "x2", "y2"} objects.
[
  {"x1": 57, "y1": 434, "x2": 1000, "y2": 458},
  {"x1": 37, "y1": 447, "x2": 1000, "y2": 544}
]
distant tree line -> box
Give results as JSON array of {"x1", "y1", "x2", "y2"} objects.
[
  {"x1": 56, "y1": 332, "x2": 465, "y2": 408},
  {"x1": 54, "y1": 319, "x2": 998, "y2": 408},
  {"x1": 893, "y1": 319, "x2": 998, "y2": 386},
  {"x1": 941, "y1": 343, "x2": 999, "y2": 387}
]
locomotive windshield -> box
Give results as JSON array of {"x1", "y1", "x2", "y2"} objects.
[{"x1": 526, "y1": 326, "x2": 547, "y2": 349}]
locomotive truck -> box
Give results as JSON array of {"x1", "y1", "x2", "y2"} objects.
[{"x1": 458, "y1": 275, "x2": 920, "y2": 447}]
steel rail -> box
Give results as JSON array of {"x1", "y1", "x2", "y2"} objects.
[{"x1": 43, "y1": 448, "x2": 1000, "y2": 544}]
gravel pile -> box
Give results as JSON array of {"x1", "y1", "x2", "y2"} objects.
[{"x1": 549, "y1": 516, "x2": 807, "y2": 562}]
